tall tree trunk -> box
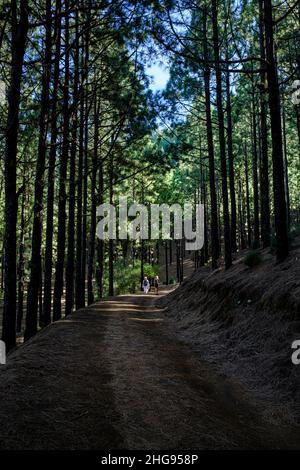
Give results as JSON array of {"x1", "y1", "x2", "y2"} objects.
[
  {"x1": 226, "y1": 48, "x2": 237, "y2": 253},
  {"x1": 108, "y1": 154, "x2": 114, "y2": 297},
  {"x1": 140, "y1": 240, "x2": 144, "y2": 290},
  {"x1": 251, "y1": 91, "x2": 260, "y2": 246},
  {"x1": 296, "y1": 2, "x2": 300, "y2": 166},
  {"x1": 180, "y1": 239, "x2": 184, "y2": 281},
  {"x1": 53, "y1": 0, "x2": 70, "y2": 321},
  {"x1": 264, "y1": 0, "x2": 288, "y2": 261},
  {"x1": 238, "y1": 176, "x2": 246, "y2": 250},
  {"x1": 75, "y1": 12, "x2": 89, "y2": 309},
  {"x1": 87, "y1": 97, "x2": 100, "y2": 305},
  {"x1": 80, "y1": 11, "x2": 91, "y2": 306},
  {"x1": 296, "y1": 107, "x2": 300, "y2": 167},
  {"x1": 259, "y1": 0, "x2": 271, "y2": 247},
  {"x1": 75, "y1": 1, "x2": 90, "y2": 309},
  {"x1": 203, "y1": 6, "x2": 219, "y2": 269},
  {"x1": 96, "y1": 157, "x2": 104, "y2": 299},
  {"x1": 65, "y1": 6, "x2": 79, "y2": 317},
  {"x1": 165, "y1": 242, "x2": 169, "y2": 285},
  {"x1": 2, "y1": 0, "x2": 28, "y2": 351},
  {"x1": 282, "y1": 96, "x2": 290, "y2": 230},
  {"x1": 176, "y1": 241, "x2": 180, "y2": 281},
  {"x1": 140, "y1": 180, "x2": 145, "y2": 291},
  {"x1": 203, "y1": 179, "x2": 209, "y2": 263},
  {"x1": 17, "y1": 183, "x2": 26, "y2": 333},
  {"x1": 211, "y1": 0, "x2": 232, "y2": 269},
  {"x1": 199, "y1": 151, "x2": 208, "y2": 265},
  {"x1": 75, "y1": 71, "x2": 84, "y2": 309},
  {"x1": 245, "y1": 147, "x2": 252, "y2": 247},
  {"x1": 43, "y1": 0, "x2": 62, "y2": 326},
  {"x1": 25, "y1": 0, "x2": 52, "y2": 339},
  {"x1": 81, "y1": 95, "x2": 89, "y2": 306}
]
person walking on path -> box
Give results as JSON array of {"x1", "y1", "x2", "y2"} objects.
[{"x1": 143, "y1": 276, "x2": 150, "y2": 294}]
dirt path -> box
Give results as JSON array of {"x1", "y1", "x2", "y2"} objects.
[{"x1": 0, "y1": 290, "x2": 298, "y2": 450}]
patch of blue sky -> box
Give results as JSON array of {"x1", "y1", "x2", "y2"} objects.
[{"x1": 146, "y1": 62, "x2": 170, "y2": 92}]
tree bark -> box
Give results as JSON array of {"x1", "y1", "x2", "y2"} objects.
[
  {"x1": 203, "y1": 6, "x2": 220, "y2": 269},
  {"x1": 108, "y1": 154, "x2": 114, "y2": 297},
  {"x1": 165, "y1": 242, "x2": 169, "y2": 285},
  {"x1": 282, "y1": 96, "x2": 290, "y2": 230},
  {"x1": 251, "y1": 91, "x2": 260, "y2": 246},
  {"x1": 264, "y1": 0, "x2": 289, "y2": 261},
  {"x1": 211, "y1": 0, "x2": 232, "y2": 269},
  {"x1": 25, "y1": 0, "x2": 52, "y2": 339},
  {"x1": 81, "y1": 91, "x2": 89, "y2": 307},
  {"x1": 96, "y1": 158, "x2": 104, "y2": 299},
  {"x1": 87, "y1": 96, "x2": 100, "y2": 305},
  {"x1": 245, "y1": 146, "x2": 252, "y2": 247},
  {"x1": 2, "y1": 0, "x2": 28, "y2": 351},
  {"x1": 17, "y1": 183, "x2": 26, "y2": 333},
  {"x1": 259, "y1": 0, "x2": 271, "y2": 247},
  {"x1": 53, "y1": 0, "x2": 70, "y2": 321},
  {"x1": 226, "y1": 48, "x2": 237, "y2": 253},
  {"x1": 65, "y1": 5, "x2": 79, "y2": 316},
  {"x1": 238, "y1": 175, "x2": 246, "y2": 250},
  {"x1": 75, "y1": 71, "x2": 84, "y2": 309},
  {"x1": 43, "y1": 0, "x2": 62, "y2": 326}
]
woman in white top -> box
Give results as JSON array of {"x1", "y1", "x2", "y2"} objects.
[{"x1": 143, "y1": 276, "x2": 150, "y2": 294}]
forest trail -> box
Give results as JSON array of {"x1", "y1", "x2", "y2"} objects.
[
  {"x1": 159, "y1": 256, "x2": 195, "y2": 284},
  {"x1": 0, "y1": 289, "x2": 298, "y2": 450}
]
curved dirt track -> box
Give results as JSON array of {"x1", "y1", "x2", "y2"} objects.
[{"x1": 0, "y1": 290, "x2": 298, "y2": 450}]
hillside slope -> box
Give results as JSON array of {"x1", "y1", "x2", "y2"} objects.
[{"x1": 158, "y1": 237, "x2": 300, "y2": 423}]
